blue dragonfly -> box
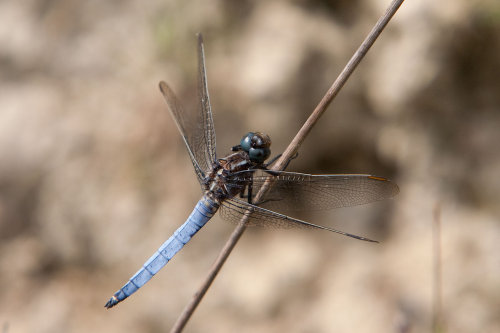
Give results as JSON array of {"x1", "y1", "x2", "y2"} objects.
[{"x1": 105, "y1": 34, "x2": 399, "y2": 309}]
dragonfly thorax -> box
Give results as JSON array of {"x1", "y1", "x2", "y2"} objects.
[
  {"x1": 203, "y1": 150, "x2": 256, "y2": 201},
  {"x1": 204, "y1": 132, "x2": 272, "y2": 200}
]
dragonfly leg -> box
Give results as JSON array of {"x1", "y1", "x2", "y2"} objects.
[
  {"x1": 247, "y1": 176, "x2": 254, "y2": 204},
  {"x1": 252, "y1": 197, "x2": 282, "y2": 206},
  {"x1": 264, "y1": 152, "x2": 299, "y2": 169},
  {"x1": 238, "y1": 189, "x2": 280, "y2": 207},
  {"x1": 236, "y1": 177, "x2": 254, "y2": 205},
  {"x1": 238, "y1": 184, "x2": 249, "y2": 199},
  {"x1": 264, "y1": 154, "x2": 281, "y2": 167}
]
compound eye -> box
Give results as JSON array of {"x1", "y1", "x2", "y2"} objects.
[
  {"x1": 252, "y1": 132, "x2": 271, "y2": 149},
  {"x1": 240, "y1": 132, "x2": 254, "y2": 152},
  {"x1": 248, "y1": 147, "x2": 270, "y2": 163}
]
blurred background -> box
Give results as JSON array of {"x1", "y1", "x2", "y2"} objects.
[{"x1": 1, "y1": 0, "x2": 499, "y2": 332}]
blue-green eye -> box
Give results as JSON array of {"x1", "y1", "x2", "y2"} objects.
[
  {"x1": 248, "y1": 147, "x2": 270, "y2": 163},
  {"x1": 239, "y1": 132, "x2": 272, "y2": 162},
  {"x1": 240, "y1": 132, "x2": 255, "y2": 152}
]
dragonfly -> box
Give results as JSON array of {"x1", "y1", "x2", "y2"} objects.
[{"x1": 105, "y1": 34, "x2": 399, "y2": 309}]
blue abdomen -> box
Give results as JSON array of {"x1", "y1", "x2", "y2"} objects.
[{"x1": 105, "y1": 195, "x2": 219, "y2": 308}]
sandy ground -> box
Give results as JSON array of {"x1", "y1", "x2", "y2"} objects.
[{"x1": 0, "y1": 0, "x2": 499, "y2": 332}]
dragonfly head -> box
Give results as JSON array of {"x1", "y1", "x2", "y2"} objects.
[{"x1": 240, "y1": 132, "x2": 271, "y2": 163}]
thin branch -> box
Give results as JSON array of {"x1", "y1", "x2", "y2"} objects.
[
  {"x1": 170, "y1": 0, "x2": 405, "y2": 331},
  {"x1": 432, "y1": 202, "x2": 444, "y2": 332}
]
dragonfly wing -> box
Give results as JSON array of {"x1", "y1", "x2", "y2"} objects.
[
  {"x1": 219, "y1": 198, "x2": 377, "y2": 242},
  {"x1": 159, "y1": 82, "x2": 205, "y2": 182},
  {"x1": 158, "y1": 34, "x2": 216, "y2": 184},
  {"x1": 227, "y1": 170, "x2": 399, "y2": 212},
  {"x1": 197, "y1": 33, "x2": 217, "y2": 166}
]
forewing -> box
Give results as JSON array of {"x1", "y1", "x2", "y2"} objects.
[
  {"x1": 158, "y1": 34, "x2": 216, "y2": 184},
  {"x1": 197, "y1": 33, "x2": 217, "y2": 167},
  {"x1": 159, "y1": 82, "x2": 205, "y2": 182},
  {"x1": 228, "y1": 170, "x2": 399, "y2": 212}
]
